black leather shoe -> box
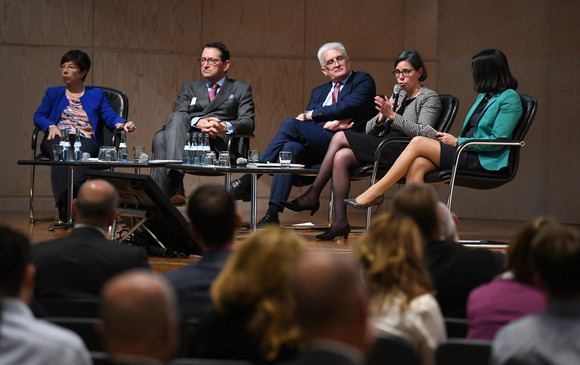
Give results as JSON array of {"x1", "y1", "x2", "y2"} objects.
[
  {"x1": 280, "y1": 199, "x2": 320, "y2": 216},
  {"x1": 256, "y1": 212, "x2": 280, "y2": 227},
  {"x1": 316, "y1": 224, "x2": 351, "y2": 240},
  {"x1": 230, "y1": 178, "x2": 251, "y2": 202},
  {"x1": 344, "y1": 195, "x2": 384, "y2": 210}
]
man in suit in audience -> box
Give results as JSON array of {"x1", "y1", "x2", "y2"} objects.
[
  {"x1": 394, "y1": 184, "x2": 504, "y2": 318},
  {"x1": 230, "y1": 41, "x2": 376, "y2": 226},
  {"x1": 491, "y1": 225, "x2": 580, "y2": 365},
  {"x1": 163, "y1": 185, "x2": 240, "y2": 324},
  {"x1": 291, "y1": 253, "x2": 376, "y2": 365},
  {"x1": 32, "y1": 179, "x2": 150, "y2": 300},
  {"x1": 152, "y1": 41, "x2": 255, "y2": 205},
  {"x1": 0, "y1": 225, "x2": 91, "y2": 364},
  {"x1": 98, "y1": 270, "x2": 179, "y2": 364}
]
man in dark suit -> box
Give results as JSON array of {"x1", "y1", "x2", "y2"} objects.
[
  {"x1": 163, "y1": 185, "x2": 239, "y2": 324},
  {"x1": 32, "y1": 179, "x2": 151, "y2": 300},
  {"x1": 152, "y1": 42, "x2": 255, "y2": 204},
  {"x1": 291, "y1": 253, "x2": 375, "y2": 365},
  {"x1": 230, "y1": 42, "x2": 376, "y2": 226},
  {"x1": 394, "y1": 183, "x2": 505, "y2": 318}
]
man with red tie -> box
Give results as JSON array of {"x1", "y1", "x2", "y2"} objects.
[
  {"x1": 152, "y1": 42, "x2": 255, "y2": 205},
  {"x1": 230, "y1": 42, "x2": 376, "y2": 226}
]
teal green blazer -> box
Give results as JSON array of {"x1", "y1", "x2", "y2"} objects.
[{"x1": 457, "y1": 89, "x2": 523, "y2": 171}]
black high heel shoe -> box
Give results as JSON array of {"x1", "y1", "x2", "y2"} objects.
[
  {"x1": 280, "y1": 199, "x2": 320, "y2": 216},
  {"x1": 344, "y1": 195, "x2": 384, "y2": 211},
  {"x1": 316, "y1": 224, "x2": 351, "y2": 240}
]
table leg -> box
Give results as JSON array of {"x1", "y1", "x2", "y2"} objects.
[
  {"x1": 67, "y1": 166, "x2": 74, "y2": 224},
  {"x1": 251, "y1": 173, "x2": 257, "y2": 232}
]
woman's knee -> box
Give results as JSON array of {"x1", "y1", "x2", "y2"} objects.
[{"x1": 334, "y1": 148, "x2": 357, "y2": 167}]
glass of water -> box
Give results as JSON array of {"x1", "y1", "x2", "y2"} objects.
[
  {"x1": 279, "y1": 151, "x2": 292, "y2": 168},
  {"x1": 218, "y1": 151, "x2": 231, "y2": 167}
]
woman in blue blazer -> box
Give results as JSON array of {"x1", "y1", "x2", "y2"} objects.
[
  {"x1": 33, "y1": 50, "x2": 135, "y2": 220},
  {"x1": 346, "y1": 49, "x2": 523, "y2": 209}
]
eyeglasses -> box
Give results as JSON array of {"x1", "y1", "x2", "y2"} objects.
[
  {"x1": 392, "y1": 69, "x2": 415, "y2": 77},
  {"x1": 324, "y1": 56, "x2": 347, "y2": 68},
  {"x1": 59, "y1": 65, "x2": 79, "y2": 71},
  {"x1": 199, "y1": 58, "x2": 222, "y2": 65}
]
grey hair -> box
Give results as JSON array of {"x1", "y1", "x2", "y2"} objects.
[{"x1": 317, "y1": 42, "x2": 348, "y2": 66}]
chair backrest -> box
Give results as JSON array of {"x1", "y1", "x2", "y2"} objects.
[
  {"x1": 367, "y1": 331, "x2": 421, "y2": 365},
  {"x1": 502, "y1": 94, "x2": 537, "y2": 177},
  {"x1": 99, "y1": 86, "x2": 129, "y2": 147},
  {"x1": 46, "y1": 317, "x2": 103, "y2": 351},
  {"x1": 445, "y1": 317, "x2": 469, "y2": 338},
  {"x1": 435, "y1": 94, "x2": 459, "y2": 133},
  {"x1": 435, "y1": 339, "x2": 492, "y2": 365},
  {"x1": 37, "y1": 297, "x2": 101, "y2": 318}
]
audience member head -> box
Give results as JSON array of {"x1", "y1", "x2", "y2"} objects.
[
  {"x1": 472, "y1": 48, "x2": 518, "y2": 93},
  {"x1": 211, "y1": 227, "x2": 306, "y2": 361},
  {"x1": 61, "y1": 49, "x2": 91, "y2": 82},
  {"x1": 506, "y1": 216, "x2": 559, "y2": 284},
  {"x1": 531, "y1": 224, "x2": 580, "y2": 299},
  {"x1": 74, "y1": 179, "x2": 118, "y2": 229},
  {"x1": 0, "y1": 226, "x2": 34, "y2": 303},
  {"x1": 99, "y1": 270, "x2": 178, "y2": 363},
  {"x1": 437, "y1": 202, "x2": 459, "y2": 243},
  {"x1": 393, "y1": 183, "x2": 440, "y2": 242},
  {"x1": 394, "y1": 49, "x2": 427, "y2": 81},
  {"x1": 357, "y1": 212, "x2": 432, "y2": 312},
  {"x1": 292, "y1": 253, "x2": 375, "y2": 355},
  {"x1": 187, "y1": 185, "x2": 240, "y2": 249}
]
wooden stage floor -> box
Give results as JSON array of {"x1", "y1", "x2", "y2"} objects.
[{"x1": 3, "y1": 209, "x2": 548, "y2": 275}]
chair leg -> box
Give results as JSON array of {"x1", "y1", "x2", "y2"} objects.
[
  {"x1": 29, "y1": 164, "x2": 35, "y2": 223},
  {"x1": 328, "y1": 180, "x2": 334, "y2": 227}
]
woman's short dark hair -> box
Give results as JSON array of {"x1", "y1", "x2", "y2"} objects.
[
  {"x1": 471, "y1": 49, "x2": 518, "y2": 93},
  {"x1": 203, "y1": 42, "x2": 230, "y2": 62},
  {"x1": 394, "y1": 49, "x2": 427, "y2": 82},
  {"x1": 61, "y1": 49, "x2": 91, "y2": 82}
]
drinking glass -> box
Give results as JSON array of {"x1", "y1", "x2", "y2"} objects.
[
  {"x1": 98, "y1": 146, "x2": 108, "y2": 161},
  {"x1": 52, "y1": 145, "x2": 62, "y2": 161},
  {"x1": 133, "y1": 146, "x2": 146, "y2": 163},
  {"x1": 248, "y1": 149, "x2": 260, "y2": 163},
  {"x1": 204, "y1": 152, "x2": 216, "y2": 166},
  {"x1": 279, "y1": 151, "x2": 292, "y2": 168},
  {"x1": 218, "y1": 151, "x2": 231, "y2": 167}
]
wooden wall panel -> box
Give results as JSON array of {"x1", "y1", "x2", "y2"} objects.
[
  {"x1": 404, "y1": 0, "x2": 437, "y2": 61},
  {"x1": 0, "y1": 0, "x2": 92, "y2": 46},
  {"x1": 202, "y1": 0, "x2": 306, "y2": 57},
  {"x1": 93, "y1": 0, "x2": 202, "y2": 52}
]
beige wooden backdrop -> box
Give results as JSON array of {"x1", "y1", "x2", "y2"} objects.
[{"x1": 1, "y1": 0, "x2": 578, "y2": 224}]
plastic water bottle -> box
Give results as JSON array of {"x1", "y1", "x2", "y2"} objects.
[
  {"x1": 201, "y1": 133, "x2": 210, "y2": 164},
  {"x1": 73, "y1": 128, "x2": 82, "y2": 161},
  {"x1": 61, "y1": 128, "x2": 71, "y2": 161},
  {"x1": 192, "y1": 132, "x2": 200, "y2": 165},
  {"x1": 117, "y1": 130, "x2": 129, "y2": 161},
  {"x1": 183, "y1": 132, "x2": 191, "y2": 164}
]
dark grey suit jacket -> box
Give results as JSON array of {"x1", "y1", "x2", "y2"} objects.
[{"x1": 31, "y1": 226, "x2": 151, "y2": 300}]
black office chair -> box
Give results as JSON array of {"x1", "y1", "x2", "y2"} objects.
[
  {"x1": 435, "y1": 339, "x2": 492, "y2": 365},
  {"x1": 423, "y1": 94, "x2": 537, "y2": 210},
  {"x1": 46, "y1": 316, "x2": 103, "y2": 351},
  {"x1": 444, "y1": 317, "x2": 469, "y2": 338},
  {"x1": 367, "y1": 331, "x2": 421, "y2": 365},
  {"x1": 36, "y1": 297, "x2": 101, "y2": 318},
  {"x1": 28, "y1": 86, "x2": 129, "y2": 223},
  {"x1": 328, "y1": 94, "x2": 459, "y2": 228}
]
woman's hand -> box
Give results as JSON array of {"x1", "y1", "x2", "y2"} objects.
[
  {"x1": 46, "y1": 125, "x2": 62, "y2": 140},
  {"x1": 436, "y1": 132, "x2": 458, "y2": 147},
  {"x1": 123, "y1": 121, "x2": 136, "y2": 133},
  {"x1": 374, "y1": 95, "x2": 396, "y2": 121}
]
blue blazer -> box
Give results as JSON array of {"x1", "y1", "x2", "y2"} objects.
[
  {"x1": 33, "y1": 86, "x2": 127, "y2": 145},
  {"x1": 307, "y1": 71, "x2": 376, "y2": 133},
  {"x1": 457, "y1": 89, "x2": 523, "y2": 171}
]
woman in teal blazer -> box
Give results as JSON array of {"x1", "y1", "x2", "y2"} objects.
[{"x1": 346, "y1": 49, "x2": 523, "y2": 209}]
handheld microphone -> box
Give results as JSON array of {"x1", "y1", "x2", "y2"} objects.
[
  {"x1": 392, "y1": 84, "x2": 402, "y2": 109},
  {"x1": 236, "y1": 157, "x2": 248, "y2": 165}
]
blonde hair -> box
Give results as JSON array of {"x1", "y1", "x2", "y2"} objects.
[
  {"x1": 211, "y1": 227, "x2": 306, "y2": 360},
  {"x1": 357, "y1": 212, "x2": 432, "y2": 312}
]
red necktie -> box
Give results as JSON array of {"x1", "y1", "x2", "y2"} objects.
[
  {"x1": 332, "y1": 82, "x2": 341, "y2": 104},
  {"x1": 209, "y1": 83, "x2": 219, "y2": 102}
]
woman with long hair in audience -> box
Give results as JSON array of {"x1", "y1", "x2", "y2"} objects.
[
  {"x1": 357, "y1": 212, "x2": 446, "y2": 365},
  {"x1": 282, "y1": 49, "x2": 441, "y2": 240},
  {"x1": 466, "y1": 217, "x2": 556, "y2": 339},
  {"x1": 346, "y1": 48, "x2": 522, "y2": 210},
  {"x1": 188, "y1": 227, "x2": 305, "y2": 363}
]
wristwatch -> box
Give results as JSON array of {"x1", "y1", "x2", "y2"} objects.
[{"x1": 303, "y1": 111, "x2": 308, "y2": 120}]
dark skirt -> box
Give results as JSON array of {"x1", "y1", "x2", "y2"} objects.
[
  {"x1": 439, "y1": 142, "x2": 485, "y2": 171},
  {"x1": 345, "y1": 130, "x2": 408, "y2": 166}
]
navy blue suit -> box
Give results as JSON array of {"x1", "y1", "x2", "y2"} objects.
[{"x1": 261, "y1": 71, "x2": 376, "y2": 207}]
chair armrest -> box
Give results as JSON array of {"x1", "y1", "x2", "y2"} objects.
[
  {"x1": 225, "y1": 133, "x2": 255, "y2": 158},
  {"x1": 371, "y1": 137, "x2": 413, "y2": 184}
]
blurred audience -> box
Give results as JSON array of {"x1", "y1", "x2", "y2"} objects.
[
  {"x1": 0, "y1": 226, "x2": 91, "y2": 364},
  {"x1": 163, "y1": 185, "x2": 240, "y2": 324},
  {"x1": 32, "y1": 179, "x2": 150, "y2": 300},
  {"x1": 358, "y1": 212, "x2": 446, "y2": 365},
  {"x1": 393, "y1": 183, "x2": 504, "y2": 317},
  {"x1": 467, "y1": 217, "x2": 555, "y2": 339},
  {"x1": 188, "y1": 227, "x2": 306, "y2": 362},
  {"x1": 98, "y1": 270, "x2": 178, "y2": 364},
  {"x1": 437, "y1": 202, "x2": 459, "y2": 243},
  {"x1": 491, "y1": 224, "x2": 580, "y2": 365},
  {"x1": 290, "y1": 253, "x2": 376, "y2": 365}
]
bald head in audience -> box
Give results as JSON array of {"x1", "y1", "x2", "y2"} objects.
[
  {"x1": 98, "y1": 271, "x2": 178, "y2": 363},
  {"x1": 292, "y1": 253, "x2": 375, "y2": 356},
  {"x1": 73, "y1": 179, "x2": 118, "y2": 230}
]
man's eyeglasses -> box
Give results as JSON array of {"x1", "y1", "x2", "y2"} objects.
[
  {"x1": 392, "y1": 69, "x2": 415, "y2": 77},
  {"x1": 324, "y1": 56, "x2": 347, "y2": 68},
  {"x1": 59, "y1": 65, "x2": 79, "y2": 71},
  {"x1": 199, "y1": 58, "x2": 222, "y2": 65}
]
